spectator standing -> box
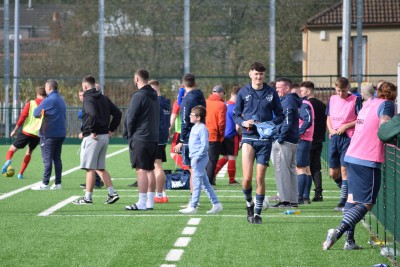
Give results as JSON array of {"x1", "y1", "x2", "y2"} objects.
[
  {"x1": 2, "y1": 86, "x2": 46, "y2": 179},
  {"x1": 271, "y1": 78, "x2": 301, "y2": 208},
  {"x1": 323, "y1": 82, "x2": 396, "y2": 250},
  {"x1": 73, "y1": 75, "x2": 122, "y2": 204},
  {"x1": 205, "y1": 85, "x2": 227, "y2": 185},
  {"x1": 233, "y1": 62, "x2": 284, "y2": 224},
  {"x1": 214, "y1": 85, "x2": 242, "y2": 185},
  {"x1": 31, "y1": 79, "x2": 66, "y2": 190},
  {"x1": 149, "y1": 80, "x2": 171, "y2": 204},
  {"x1": 179, "y1": 106, "x2": 223, "y2": 214},
  {"x1": 301, "y1": 81, "x2": 326, "y2": 202},
  {"x1": 125, "y1": 69, "x2": 160, "y2": 211},
  {"x1": 326, "y1": 77, "x2": 362, "y2": 212},
  {"x1": 296, "y1": 83, "x2": 315, "y2": 205},
  {"x1": 360, "y1": 84, "x2": 375, "y2": 103},
  {"x1": 172, "y1": 73, "x2": 206, "y2": 208}
]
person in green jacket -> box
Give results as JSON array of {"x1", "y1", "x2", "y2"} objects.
[{"x1": 378, "y1": 113, "x2": 400, "y2": 143}]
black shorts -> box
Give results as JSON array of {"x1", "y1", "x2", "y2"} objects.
[
  {"x1": 129, "y1": 139, "x2": 157, "y2": 170},
  {"x1": 155, "y1": 144, "x2": 167, "y2": 162},
  {"x1": 13, "y1": 132, "x2": 40, "y2": 150},
  {"x1": 221, "y1": 135, "x2": 240, "y2": 156}
]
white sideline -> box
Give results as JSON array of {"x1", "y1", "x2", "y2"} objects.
[
  {"x1": 165, "y1": 249, "x2": 184, "y2": 262},
  {"x1": 0, "y1": 147, "x2": 128, "y2": 201},
  {"x1": 38, "y1": 196, "x2": 80, "y2": 216}
]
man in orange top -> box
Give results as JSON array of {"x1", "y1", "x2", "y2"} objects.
[
  {"x1": 2, "y1": 86, "x2": 47, "y2": 179},
  {"x1": 205, "y1": 85, "x2": 227, "y2": 185}
]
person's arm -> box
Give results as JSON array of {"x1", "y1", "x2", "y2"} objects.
[
  {"x1": 125, "y1": 93, "x2": 141, "y2": 139},
  {"x1": 108, "y1": 97, "x2": 122, "y2": 135},
  {"x1": 278, "y1": 107, "x2": 294, "y2": 143},
  {"x1": 271, "y1": 91, "x2": 284, "y2": 125},
  {"x1": 218, "y1": 104, "x2": 227, "y2": 142},
  {"x1": 299, "y1": 103, "x2": 312, "y2": 135},
  {"x1": 11, "y1": 101, "x2": 31, "y2": 137},
  {"x1": 233, "y1": 92, "x2": 253, "y2": 130},
  {"x1": 33, "y1": 99, "x2": 47, "y2": 118},
  {"x1": 195, "y1": 126, "x2": 209, "y2": 160}
]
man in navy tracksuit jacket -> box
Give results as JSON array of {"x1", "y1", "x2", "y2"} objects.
[
  {"x1": 271, "y1": 78, "x2": 302, "y2": 208},
  {"x1": 32, "y1": 79, "x2": 66, "y2": 190},
  {"x1": 233, "y1": 62, "x2": 284, "y2": 224}
]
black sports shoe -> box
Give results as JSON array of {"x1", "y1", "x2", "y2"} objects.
[
  {"x1": 105, "y1": 193, "x2": 120, "y2": 204},
  {"x1": 246, "y1": 203, "x2": 255, "y2": 223},
  {"x1": 312, "y1": 195, "x2": 323, "y2": 202},
  {"x1": 128, "y1": 181, "x2": 138, "y2": 187},
  {"x1": 290, "y1": 203, "x2": 299, "y2": 208},
  {"x1": 271, "y1": 201, "x2": 291, "y2": 208},
  {"x1": 252, "y1": 214, "x2": 262, "y2": 224},
  {"x1": 72, "y1": 197, "x2": 93, "y2": 205},
  {"x1": 229, "y1": 180, "x2": 240, "y2": 186}
]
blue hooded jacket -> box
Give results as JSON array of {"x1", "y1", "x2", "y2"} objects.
[
  {"x1": 233, "y1": 83, "x2": 284, "y2": 140},
  {"x1": 276, "y1": 92, "x2": 302, "y2": 144},
  {"x1": 180, "y1": 89, "x2": 206, "y2": 144},
  {"x1": 158, "y1": 95, "x2": 171, "y2": 145}
]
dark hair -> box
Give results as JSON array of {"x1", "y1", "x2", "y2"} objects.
[
  {"x1": 268, "y1": 81, "x2": 276, "y2": 88},
  {"x1": 377, "y1": 82, "x2": 397, "y2": 101},
  {"x1": 276, "y1": 77, "x2": 293, "y2": 88},
  {"x1": 83, "y1": 75, "x2": 96, "y2": 85},
  {"x1": 183, "y1": 73, "x2": 196, "y2": 88},
  {"x1": 46, "y1": 79, "x2": 58, "y2": 90},
  {"x1": 335, "y1": 77, "x2": 349, "y2": 89},
  {"x1": 250, "y1": 62, "x2": 266, "y2": 72},
  {"x1": 36, "y1": 86, "x2": 47, "y2": 97},
  {"x1": 191, "y1": 105, "x2": 206, "y2": 124},
  {"x1": 230, "y1": 85, "x2": 241, "y2": 95},
  {"x1": 135, "y1": 68, "x2": 150, "y2": 81},
  {"x1": 299, "y1": 81, "x2": 315, "y2": 91}
]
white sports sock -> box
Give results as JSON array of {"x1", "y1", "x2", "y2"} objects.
[
  {"x1": 156, "y1": 192, "x2": 163, "y2": 198},
  {"x1": 136, "y1": 193, "x2": 147, "y2": 208},
  {"x1": 107, "y1": 186, "x2": 115, "y2": 195},
  {"x1": 162, "y1": 191, "x2": 167, "y2": 197},
  {"x1": 85, "y1": 191, "x2": 92, "y2": 200},
  {"x1": 147, "y1": 192, "x2": 155, "y2": 208}
]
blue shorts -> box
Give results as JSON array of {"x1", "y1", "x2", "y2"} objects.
[
  {"x1": 241, "y1": 139, "x2": 272, "y2": 166},
  {"x1": 328, "y1": 134, "x2": 351, "y2": 168},
  {"x1": 182, "y1": 144, "x2": 191, "y2": 167},
  {"x1": 347, "y1": 162, "x2": 381, "y2": 204},
  {"x1": 296, "y1": 140, "x2": 311, "y2": 167}
]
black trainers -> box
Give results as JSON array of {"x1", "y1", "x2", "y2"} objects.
[
  {"x1": 229, "y1": 180, "x2": 240, "y2": 186},
  {"x1": 72, "y1": 197, "x2": 93, "y2": 205},
  {"x1": 312, "y1": 195, "x2": 323, "y2": 202},
  {"x1": 246, "y1": 203, "x2": 255, "y2": 223},
  {"x1": 128, "y1": 181, "x2": 138, "y2": 187},
  {"x1": 271, "y1": 201, "x2": 291, "y2": 208},
  {"x1": 252, "y1": 214, "x2": 262, "y2": 224},
  {"x1": 290, "y1": 203, "x2": 299, "y2": 208},
  {"x1": 105, "y1": 192, "x2": 120, "y2": 204}
]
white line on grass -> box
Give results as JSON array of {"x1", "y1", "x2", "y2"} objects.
[
  {"x1": 182, "y1": 227, "x2": 197, "y2": 235},
  {"x1": 187, "y1": 218, "x2": 201, "y2": 225},
  {"x1": 0, "y1": 147, "x2": 128, "y2": 201},
  {"x1": 216, "y1": 164, "x2": 227, "y2": 178},
  {"x1": 174, "y1": 237, "x2": 191, "y2": 247},
  {"x1": 160, "y1": 264, "x2": 176, "y2": 267},
  {"x1": 38, "y1": 196, "x2": 80, "y2": 216},
  {"x1": 51, "y1": 214, "x2": 343, "y2": 218},
  {"x1": 165, "y1": 249, "x2": 184, "y2": 262}
]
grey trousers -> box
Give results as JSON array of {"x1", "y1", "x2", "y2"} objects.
[{"x1": 271, "y1": 141, "x2": 298, "y2": 203}]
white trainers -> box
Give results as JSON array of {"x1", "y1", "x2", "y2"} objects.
[
  {"x1": 206, "y1": 203, "x2": 223, "y2": 214},
  {"x1": 343, "y1": 242, "x2": 362, "y2": 250},
  {"x1": 31, "y1": 183, "x2": 50, "y2": 190},
  {"x1": 323, "y1": 229, "x2": 338, "y2": 250},
  {"x1": 179, "y1": 206, "x2": 197, "y2": 214},
  {"x1": 50, "y1": 184, "x2": 62, "y2": 190}
]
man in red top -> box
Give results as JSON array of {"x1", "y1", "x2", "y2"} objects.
[
  {"x1": 2, "y1": 86, "x2": 47, "y2": 179},
  {"x1": 205, "y1": 85, "x2": 227, "y2": 185}
]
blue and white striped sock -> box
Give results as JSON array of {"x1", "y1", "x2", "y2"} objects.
[
  {"x1": 243, "y1": 187, "x2": 253, "y2": 207},
  {"x1": 255, "y1": 194, "x2": 265, "y2": 215},
  {"x1": 337, "y1": 203, "x2": 368, "y2": 239},
  {"x1": 339, "y1": 180, "x2": 348, "y2": 205}
]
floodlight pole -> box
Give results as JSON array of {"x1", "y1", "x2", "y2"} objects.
[
  {"x1": 99, "y1": 0, "x2": 105, "y2": 92},
  {"x1": 4, "y1": 0, "x2": 10, "y2": 138},
  {"x1": 356, "y1": 0, "x2": 363, "y2": 91},
  {"x1": 184, "y1": 0, "x2": 190, "y2": 74},
  {"x1": 269, "y1": 0, "x2": 276, "y2": 82},
  {"x1": 13, "y1": 0, "x2": 20, "y2": 123},
  {"x1": 341, "y1": 0, "x2": 351, "y2": 79}
]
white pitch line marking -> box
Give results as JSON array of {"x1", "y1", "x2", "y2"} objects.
[
  {"x1": 174, "y1": 237, "x2": 191, "y2": 247},
  {"x1": 160, "y1": 264, "x2": 176, "y2": 267},
  {"x1": 0, "y1": 147, "x2": 128, "y2": 201},
  {"x1": 216, "y1": 164, "x2": 227, "y2": 178},
  {"x1": 165, "y1": 249, "x2": 184, "y2": 261},
  {"x1": 38, "y1": 196, "x2": 80, "y2": 216},
  {"x1": 182, "y1": 227, "x2": 197, "y2": 235},
  {"x1": 50, "y1": 214, "x2": 343, "y2": 218},
  {"x1": 187, "y1": 218, "x2": 201, "y2": 225}
]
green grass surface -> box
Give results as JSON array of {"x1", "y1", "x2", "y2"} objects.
[{"x1": 0, "y1": 144, "x2": 392, "y2": 266}]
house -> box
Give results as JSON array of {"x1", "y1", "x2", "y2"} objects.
[{"x1": 301, "y1": 0, "x2": 400, "y2": 86}]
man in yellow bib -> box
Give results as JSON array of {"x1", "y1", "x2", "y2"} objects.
[{"x1": 2, "y1": 86, "x2": 47, "y2": 179}]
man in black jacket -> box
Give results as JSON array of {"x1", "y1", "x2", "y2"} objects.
[
  {"x1": 124, "y1": 69, "x2": 160, "y2": 211},
  {"x1": 73, "y1": 75, "x2": 122, "y2": 205}
]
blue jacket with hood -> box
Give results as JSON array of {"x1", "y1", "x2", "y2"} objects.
[
  {"x1": 180, "y1": 89, "x2": 206, "y2": 144},
  {"x1": 233, "y1": 83, "x2": 284, "y2": 140},
  {"x1": 158, "y1": 95, "x2": 171, "y2": 145},
  {"x1": 276, "y1": 92, "x2": 302, "y2": 144}
]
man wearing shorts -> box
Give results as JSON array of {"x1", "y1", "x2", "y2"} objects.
[
  {"x1": 73, "y1": 75, "x2": 122, "y2": 205},
  {"x1": 125, "y1": 69, "x2": 160, "y2": 211},
  {"x1": 326, "y1": 77, "x2": 362, "y2": 211},
  {"x1": 2, "y1": 86, "x2": 46, "y2": 179},
  {"x1": 233, "y1": 62, "x2": 284, "y2": 224}
]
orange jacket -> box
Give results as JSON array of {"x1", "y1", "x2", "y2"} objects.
[{"x1": 206, "y1": 94, "x2": 227, "y2": 142}]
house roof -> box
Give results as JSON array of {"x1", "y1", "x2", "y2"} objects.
[
  {"x1": 303, "y1": 0, "x2": 400, "y2": 29},
  {"x1": 0, "y1": 4, "x2": 64, "y2": 28}
]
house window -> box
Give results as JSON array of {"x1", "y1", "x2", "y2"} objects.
[{"x1": 338, "y1": 36, "x2": 367, "y2": 81}]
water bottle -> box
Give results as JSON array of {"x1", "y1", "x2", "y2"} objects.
[{"x1": 283, "y1": 210, "x2": 301, "y2": 215}]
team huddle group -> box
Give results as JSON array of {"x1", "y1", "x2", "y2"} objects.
[{"x1": 3, "y1": 62, "x2": 399, "y2": 251}]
